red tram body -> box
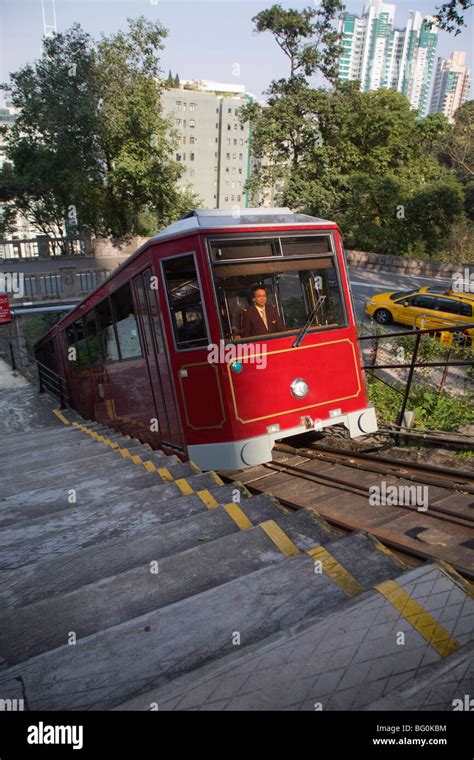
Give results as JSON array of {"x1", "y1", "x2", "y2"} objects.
[{"x1": 35, "y1": 209, "x2": 377, "y2": 470}]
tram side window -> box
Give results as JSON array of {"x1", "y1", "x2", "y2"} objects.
[
  {"x1": 73, "y1": 318, "x2": 90, "y2": 367},
  {"x1": 163, "y1": 255, "x2": 208, "y2": 350},
  {"x1": 110, "y1": 284, "x2": 142, "y2": 359},
  {"x1": 84, "y1": 309, "x2": 101, "y2": 365},
  {"x1": 96, "y1": 298, "x2": 119, "y2": 362}
]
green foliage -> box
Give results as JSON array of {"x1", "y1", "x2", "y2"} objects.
[
  {"x1": 433, "y1": 0, "x2": 473, "y2": 34},
  {"x1": 0, "y1": 18, "x2": 197, "y2": 239},
  {"x1": 366, "y1": 375, "x2": 474, "y2": 431},
  {"x1": 22, "y1": 314, "x2": 63, "y2": 355}
]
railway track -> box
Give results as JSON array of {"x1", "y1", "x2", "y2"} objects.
[{"x1": 219, "y1": 444, "x2": 474, "y2": 580}]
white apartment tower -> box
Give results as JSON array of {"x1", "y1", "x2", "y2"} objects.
[
  {"x1": 338, "y1": 1, "x2": 438, "y2": 116},
  {"x1": 430, "y1": 51, "x2": 471, "y2": 122}
]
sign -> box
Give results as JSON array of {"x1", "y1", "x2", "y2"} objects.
[
  {"x1": 439, "y1": 331, "x2": 453, "y2": 347},
  {"x1": 0, "y1": 294, "x2": 11, "y2": 324}
]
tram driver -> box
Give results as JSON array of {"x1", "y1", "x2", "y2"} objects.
[{"x1": 240, "y1": 287, "x2": 285, "y2": 338}]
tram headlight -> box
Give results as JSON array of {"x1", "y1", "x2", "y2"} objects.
[{"x1": 290, "y1": 378, "x2": 309, "y2": 398}]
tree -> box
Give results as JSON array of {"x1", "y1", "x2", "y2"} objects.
[
  {"x1": 433, "y1": 0, "x2": 473, "y2": 34},
  {"x1": 0, "y1": 18, "x2": 197, "y2": 240}
]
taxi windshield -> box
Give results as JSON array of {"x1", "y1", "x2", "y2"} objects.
[{"x1": 209, "y1": 235, "x2": 346, "y2": 342}]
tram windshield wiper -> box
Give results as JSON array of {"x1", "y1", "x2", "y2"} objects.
[{"x1": 292, "y1": 295, "x2": 326, "y2": 348}]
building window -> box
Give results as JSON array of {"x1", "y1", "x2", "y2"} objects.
[
  {"x1": 237, "y1": 195, "x2": 241, "y2": 201},
  {"x1": 183, "y1": 153, "x2": 186, "y2": 160},
  {"x1": 215, "y1": 137, "x2": 218, "y2": 143},
  {"x1": 183, "y1": 120, "x2": 186, "y2": 128},
  {"x1": 239, "y1": 138, "x2": 243, "y2": 146},
  {"x1": 225, "y1": 167, "x2": 229, "y2": 173},
  {"x1": 226, "y1": 152, "x2": 230, "y2": 159},
  {"x1": 176, "y1": 153, "x2": 181, "y2": 161},
  {"x1": 182, "y1": 102, "x2": 186, "y2": 111},
  {"x1": 190, "y1": 152, "x2": 195, "y2": 161},
  {"x1": 227, "y1": 137, "x2": 231, "y2": 145},
  {"x1": 215, "y1": 152, "x2": 218, "y2": 158},
  {"x1": 216, "y1": 123, "x2": 219, "y2": 129},
  {"x1": 189, "y1": 136, "x2": 195, "y2": 144},
  {"x1": 224, "y1": 195, "x2": 229, "y2": 201},
  {"x1": 240, "y1": 125, "x2": 244, "y2": 130},
  {"x1": 227, "y1": 124, "x2": 231, "y2": 130},
  {"x1": 232, "y1": 167, "x2": 236, "y2": 175},
  {"x1": 231, "y1": 195, "x2": 235, "y2": 201},
  {"x1": 216, "y1": 107, "x2": 219, "y2": 113},
  {"x1": 232, "y1": 153, "x2": 236, "y2": 159},
  {"x1": 176, "y1": 101, "x2": 181, "y2": 108},
  {"x1": 234, "y1": 123, "x2": 238, "y2": 130},
  {"x1": 189, "y1": 119, "x2": 195, "y2": 128},
  {"x1": 188, "y1": 168, "x2": 194, "y2": 177},
  {"x1": 183, "y1": 136, "x2": 186, "y2": 144},
  {"x1": 238, "y1": 168, "x2": 242, "y2": 174},
  {"x1": 239, "y1": 153, "x2": 243, "y2": 160},
  {"x1": 228, "y1": 108, "x2": 232, "y2": 113},
  {"x1": 233, "y1": 138, "x2": 237, "y2": 145},
  {"x1": 175, "y1": 118, "x2": 181, "y2": 127},
  {"x1": 189, "y1": 103, "x2": 196, "y2": 111}
]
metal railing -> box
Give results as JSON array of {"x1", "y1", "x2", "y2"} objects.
[
  {"x1": 1, "y1": 341, "x2": 69, "y2": 408},
  {"x1": 359, "y1": 322, "x2": 474, "y2": 430}
]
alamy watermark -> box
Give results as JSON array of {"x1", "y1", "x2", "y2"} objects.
[
  {"x1": 452, "y1": 268, "x2": 474, "y2": 293},
  {"x1": 0, "y1": 272, "x2": 24, "y2": 298},
  {"x1": 207, "y1": 340, "x2": 267, "y2": 370},
  {"x1": 369, "y1": 482, "x2": 429, "y2": 512}
]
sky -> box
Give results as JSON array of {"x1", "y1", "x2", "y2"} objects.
[{"x1": 0, "y1": 0, "x2": 472, "y2": 105}]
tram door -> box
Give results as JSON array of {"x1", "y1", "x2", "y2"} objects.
[{"x1": 133, "y1": 269, "x2": 184, "y2": 450}]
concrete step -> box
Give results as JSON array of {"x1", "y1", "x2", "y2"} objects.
[
  {"x1": 0, "y1": 427, "x2": 86, "y2": 455},
  {"x1": 0, "y1": 531, "x2": 412, "y2": 710},
  {"x1": 363, "y1": 640, "x2": 474, "y2": 711},
  {"x1": 0, "y1": 494, "x2": 289, "y2": 608},
  {"x1": 0, "y1": 509, "x2": 332, "y2": 665},
  {"x1": 0, "y1": 482, "x2": 244, "y2": 568},
  {"x1": 119, "y1": 562, "x2": 473, "y2": 712}
]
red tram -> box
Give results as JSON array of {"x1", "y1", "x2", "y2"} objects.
[{"x1": 35, "y1": 208, "x2": 377, "y2": 470}]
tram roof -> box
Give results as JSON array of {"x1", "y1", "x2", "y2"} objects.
[{"x1": 150, "y1": 208, "x2": 333, "y2": 241}]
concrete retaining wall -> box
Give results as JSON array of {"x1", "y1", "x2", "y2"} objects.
[{"x1": 346, "y1": 250, "x2": 468, "y2": 279}]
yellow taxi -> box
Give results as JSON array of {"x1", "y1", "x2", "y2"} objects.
[{"x1": 365, "y1": 286, "x2": 474, "y2": 343}]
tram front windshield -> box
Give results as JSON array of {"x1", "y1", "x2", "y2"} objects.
[{"x1": 209, "y1": 235, "x2": 346, "y2": 342}]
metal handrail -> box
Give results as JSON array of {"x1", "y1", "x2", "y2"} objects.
[
  {"x1": 3, "y1": 342, "x2": 69, "y2": 408},
  {"x1": 358, "y1": 321, "x2": 474, "y2": 435}
]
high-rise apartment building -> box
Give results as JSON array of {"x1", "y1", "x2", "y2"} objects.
[
  {"x1": 161, "y1": 81, "x2": 253, "y2": 209},
  {"x1": 338, "y1": 1, "x2": 438, "y2": 116},
  {"x1": 430, "y1": 51, "x2": 471, "y2": 122}
]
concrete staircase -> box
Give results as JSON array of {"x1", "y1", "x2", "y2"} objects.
[{"x1": 0, "y1": 408, "x2": 472, "y2": 711}]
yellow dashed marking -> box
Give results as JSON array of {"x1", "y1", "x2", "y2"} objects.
[
  {"x1": 306, "y1": 546, "x2": 364, "y2": 598},
  {"x1": 119, "y1": 448, "x2": 131, "y2": 458},
  {"x1": 143, "y1": 460, "x2": 157, "y2": 473},
  {"x1": 156, "y1": 467, "x2": 174, "y2": 481},
  {"x1": 175, "y1": 478, "x2": 194, "y2": 496},
  {"x1": 130, "y1": 455, "x2": 143, "y2": 465},
  {"x1": 210, "y1": 472, "x2": 224, "y2": 486},
  {"x1": 259, "y1": 520, "x2": 300, "y2": 557},
  {"x1": 52, "y1": 409, "x2": 70, "y2": 425},
  {"x1": 197, "y1": 490, "x2": 219, "y2": 509},
  {"x1": 223, "y1": 503, "x2": 253, "y2": 530},
  {"x1": 375, "y1": 579, "x2": 460, "y2": 657}
]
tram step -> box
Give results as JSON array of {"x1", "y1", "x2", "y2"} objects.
[
  {"x1": 0, "y1": 482, "x2": 247, "y2": 568},
  {"x1": 0, "y1": 493, "x2": 287, "y2": 609},
  {"x1": 0, "y1": 508, "x2": 334, "y2": 666},
  {"x1": 117, "y1": 562, "x2": 473, "y2": 712},
  {"x1": 363, "y1": 639, "x2": 474, "y2": 711},
  {"x1": 0, "y1": 534, "x2": 418, "y2": 710}
]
